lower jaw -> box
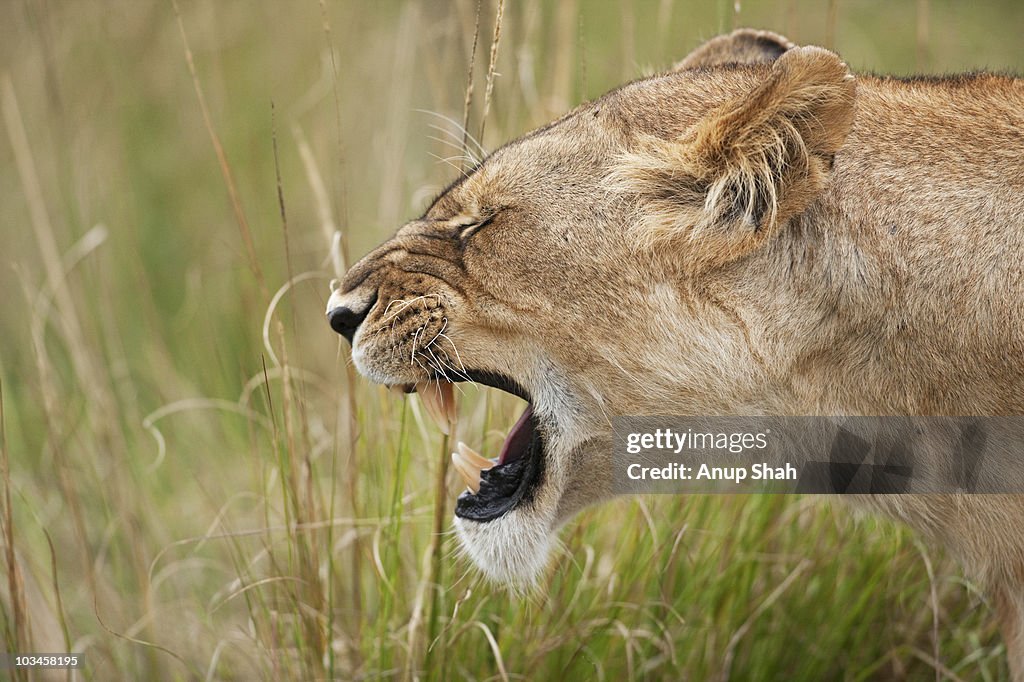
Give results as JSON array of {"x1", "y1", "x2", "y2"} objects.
[
  {"x1": 454, "y1": 430, "x2": 545, "y2": 522},
  {"x1": 453, "y1": 508, "x2": 558, "y2": 587}
]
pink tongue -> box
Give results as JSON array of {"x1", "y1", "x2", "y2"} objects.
[{"x1": 498, "y1": 405, "x2": 535, "y2": 465}]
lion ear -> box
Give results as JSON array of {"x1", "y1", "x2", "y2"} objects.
[
  {"x1": 674, "y1": 28, "x2": 795, "y2": 70},
  {"x1": 619, "y1": 46, "x2": 855, "y2": 270}
]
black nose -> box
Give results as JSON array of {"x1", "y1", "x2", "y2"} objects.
[{"x1": 328, "y1": 305, "x2": 368, "y2": 343}]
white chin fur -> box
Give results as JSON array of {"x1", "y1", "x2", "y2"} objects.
[
  {"x1": 452, "y1": 406, "x2": 586, "y2": 588},
  {"x1": 453, "y1": 507, "x2": 556, "y2": 588}
]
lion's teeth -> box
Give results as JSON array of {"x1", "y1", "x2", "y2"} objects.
[
  {"x1": 451, "y1": 450, "x2": 482, "y2": 493},
  {"x1": 457, "y1": 441, "x2": 495, "y2": 470},
  {"x1": 442, "y1": 382, "x2": 457, "y2": 429},
  {"x1": 415, "y1": 380, "x2": 457, "y2": 435},
  {"x1": 452, "y1": 443, "x2": 494, "y2": 495}
]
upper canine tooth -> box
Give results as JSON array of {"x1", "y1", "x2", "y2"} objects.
[
  {"x1": 457, "y1": 441, "x2": 494, "y2": 470},
  {"x1": 451, "y1": 450, "x2": 481, "y2": 493},
  {"x1": 441, "y1": 381, "x2": 457, "y2": 431},
  {"x1": 415, "y1": 380, "x2": 457, "y2": 435}
]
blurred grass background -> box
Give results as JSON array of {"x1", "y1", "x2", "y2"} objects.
[{"x1": 1, "y1": 1, "x2": 1022, "y2": 679}]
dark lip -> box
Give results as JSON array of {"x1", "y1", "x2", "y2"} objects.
[
  {"x1": 449, "y1": 370, "x2": 531, "y2": 403},
  {"x1": 443, "y1": 370, "x2": 545, "y2": 523}
]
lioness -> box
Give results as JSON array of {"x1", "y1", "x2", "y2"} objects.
[{"x1": 328, "y1": 29, "x2": 1024, "y2": 675}]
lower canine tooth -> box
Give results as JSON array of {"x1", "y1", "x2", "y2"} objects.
[
  {"x1": 451, "y1": 451, "x2": 481, "y2": 493},
  {"x1": 457, "y1": 441, "x2": 494, "y2": 470},
  {"x1": 415, "y1": 381, "x2": 457, "y2": 435}
]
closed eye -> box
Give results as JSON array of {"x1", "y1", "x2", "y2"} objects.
[{"x1": 456, "y1": 213, "x2": 496, "y2": 241}]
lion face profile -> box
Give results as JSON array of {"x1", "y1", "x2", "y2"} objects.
[{"x1": 329, "y1": 28, "x2": 1024, "y2": 674}]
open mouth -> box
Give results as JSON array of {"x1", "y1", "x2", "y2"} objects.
[{"x1": 393, "y1": 371, "x2": 545, "y2": 523}]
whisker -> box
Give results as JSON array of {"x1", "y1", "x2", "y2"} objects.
[
  {"x1": 432, "y1": 153, "x2": 481, "y2": 166},
  {"x1": 426, "y1": 122, "x2": 475, "y2": 152},
  {"x1": 424, "y1": 316, "x2": 449, "y2": 349},
  {"x1": 427, "y1": 351, "x2": 471, "y2": 397},
  {"x1": 426, "y1": 129, "x2": 481, "y2": 165},
  {"x1": 381, "y1": 297, "x2": 409, "y2": 319},
  {"x1": 436, "y1": 332, "x2": 469, "y2": 374},
  {"x1": 414, "y1": 108, "x2": 488, "y2": 158},
  {"x1": 426, "y1": 139, "x2": 479, "y2": 167},
  {"x1": 428, "y1": 349, "x2": 453, "y2": 384},
  {"x1": 410, "y1": 325, "x2": 425, "y2": 366},
  {"x1": 433, "y1": 345, "x2": 473, "y2": 383},
  {"x1": 382, "y1": 294, "x2": 435, "y2": 323},
  {"x1": 427, "y1": 151, "x2": 474, "y2": 178}
]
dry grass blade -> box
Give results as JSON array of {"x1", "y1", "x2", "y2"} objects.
[
  {"x1": 825, "y1": 0, "x2": 840, "y2": 49},
  {"x1": 294, "y1": 125, "x2": 344, "y2": 278},
  {"x1": 478, "y1": 0, "x2": 506, "y2": 145},
  {"x1": 316, "y1": 5, "x2": 361, "y2": 672},
  {"x1": 474, "y1": 621, "x2": 510, "y2": 682},
  {"x1": 1, "y1": 380, "x2": 30, "y2": 664},
  {"x1": 405, "y1": 543, "x2": 433, "y2": 680},
  {"x1": 912, "y1": 537, "x2": 942, "y2": 682},
  {"x1": 171, "y1": 0, "x2": 266, "y2": 297},
  {"x1": 4, "y1": 70, "x2": 109, "y2": 617},
  {"x1": 319, "y1": 0, "x2": 351, "y2": 273},
  {"x1": 916, "y1": 0, "x2": 931, "y2": 70},
  {"x1": 424, "y1": 433, "x2": 451, "y2": 675},
  {"x1": 41, "y1": 529, "x2": 72, "y2": 655},
  {"x1": 272, "y1": 103, "x2": 296, "y2": 299},
  {"x1": 92, "y1": 558, "x2": 196, "y2": 677},
  {"x1": 460, "y1": 0, "x2": 482, "y2": 172},
  {"x1": 718, "y1": 559, "x2": 810, "y2": 681},
  {"x1": 2, "y1": 75, "x2": 64, "y2": 310},
  {"x1": 2, "y1": 74, "x2": 104, "y2": 411}
]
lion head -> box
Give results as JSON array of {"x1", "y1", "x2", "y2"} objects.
[{"x1": 326, "y1": 31, "x2": 856, "y2": 585}]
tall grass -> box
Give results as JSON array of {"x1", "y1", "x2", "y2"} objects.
[{"x1": 1, "y1": 1, "x2": 1022, "y2": 679}]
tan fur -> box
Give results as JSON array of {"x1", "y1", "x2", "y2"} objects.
[
  {"x1": 615, "y1": 46, "x2": 855, "y2": 269},
  {"x1": 331, "y1": 30, "x2": 1024, "y2": 677},
  {"x1": 674, "y1": 28, "x2": 796, "y2": 71}
]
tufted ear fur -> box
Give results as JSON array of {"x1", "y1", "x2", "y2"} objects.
[
  {"x1": 616, "y1": 46, "x2": 856, "y2": 270},
  {"x1": 674, "y1": 28, "x2": 796, "y2": 70}
]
